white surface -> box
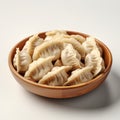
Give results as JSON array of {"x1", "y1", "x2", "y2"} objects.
[{"x1": 1, "y1": 0, "x2": 120, "y2": 120}]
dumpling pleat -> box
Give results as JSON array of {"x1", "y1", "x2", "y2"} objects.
[
  {"x1": 39, "y1": 66, "x2": 72, "y2": 86},
  {"x1": 13, "y1": 48, "x2": 32, "y2": 73},
  {"x1": 64, "y1": 66, "x2": 93, "y2": 86},
  {"x1": 61, "y1": 37, "x2": 85, "y2": 58},
  {"x1": 24, "y1": 56, "x2": 54, "y2": 81},
  {"x1": 61, "y1": 44, "x2": 83, "y2": 69},
  {"x1": 22, "y1": 34, "x2": 44, "y2": 56},
  {"x1": 33, "y1": 40, "x2": 63, "y2": 60},
  {"x1": 85, "y1": 49, "x2": 105, "y2": 76}
]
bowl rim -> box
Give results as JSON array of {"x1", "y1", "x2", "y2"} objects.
[{"x1": 8, "y1": 31, "x2": 112, "y2": 90}]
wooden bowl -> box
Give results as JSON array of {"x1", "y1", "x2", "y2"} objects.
[{"x1": 8, "y1": 31, "x2": 112, "y2": 98}]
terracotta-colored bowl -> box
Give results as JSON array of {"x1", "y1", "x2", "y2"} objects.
[{"x1": 8, "y1": 31, "x2": 112, "y2": 98}]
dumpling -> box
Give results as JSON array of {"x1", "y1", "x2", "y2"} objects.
[
  {"x1": 33, "y1": 40, "x2": 63, "y2": 60},
  {"x1": 82, "y1": 36, "x2": 102, "y2": 55},
  {"x1": 70, "y1": 34, "x2": 86, "y2": 44},
  {"x1": 64, "y1": 66, "x2": 93, "y2": 86},
  {"x1": 22, "y1": 34, "x2": 44, "y2": 56},
  {"x1": 85, "y1": 49, "x2": 105, "y2": 76},
  {"x1": 13, "y1": 48, "x2": 32, "y2": 73},
  {"x1": 53, "y1": 33, "x2": 86, "y2": 44},
  {"x1": 46, "y1": 30, "x2": 67, "y2": 36},
  {"x1": 61, "y1": 37, "x2": 85, "y2": 58},
  {"x1": 61, "y1": 44, "x2": 83, "y2": 69},
  {"x1": 39, "y1": 66, "x2": 72, "y2": 86},
  {"x1": 82, "y1": 36, "x2": 97, "y2": 54},
  {"x1": 45, "y1": 30, "x2": 67, "y2": 41},
  {"x1": 24, "y1": 56, "x2": 54, "y2": 82}
]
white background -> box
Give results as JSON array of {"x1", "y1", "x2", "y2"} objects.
[{"x1": 1, "y1": 0, "x2": 120, "y2": 120}]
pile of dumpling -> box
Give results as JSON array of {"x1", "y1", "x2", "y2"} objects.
[{"x1": 13, "y1": 30, "x2": 105, "y2": 86}]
